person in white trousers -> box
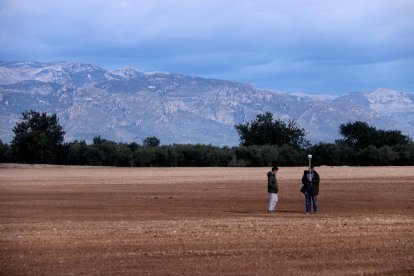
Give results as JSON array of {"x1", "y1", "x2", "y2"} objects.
[{"x1": 267, "y1": 167, "x2": 279, "y2": 214}]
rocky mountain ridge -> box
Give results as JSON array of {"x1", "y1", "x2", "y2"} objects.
[{"x1": 1, "y1": 61, "x2": 413, "y2": 146}]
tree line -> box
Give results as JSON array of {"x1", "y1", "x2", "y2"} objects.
[{"x1": 0, "y1": 110, "x2": 413, "y2": 166}]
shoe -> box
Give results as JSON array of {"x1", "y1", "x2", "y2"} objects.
[
  {"x1": 305, "y1": 212, "x2": 310, "y2": 214},
  {"x1": 314, "y1": 211, "x2": 318, "y2": 214},
  {"x1": 268, "y1": 210, "x2": 273, "y2": 214}
]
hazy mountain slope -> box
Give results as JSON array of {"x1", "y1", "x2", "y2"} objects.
[{"x1": 1, "y1": 61, "x2": 413, "y2": 146}]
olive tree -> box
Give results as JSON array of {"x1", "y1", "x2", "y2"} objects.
[
  {"x1": 235, "y1": 112, "x2": 309, "y2": 149},
  {"x1": 12, "y1": 110, "x2": 65, "y2": 164}
]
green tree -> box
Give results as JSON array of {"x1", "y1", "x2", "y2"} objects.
[
  {"x1": 91, "y1": 136, "x2": 117, "y2": 166},
  {"x1": 392, "y1": 144, "x2": 414, "y2": 165},
  {"x1": 115, "y1": 144, "x2": 134, "y2": 166},
  {"x1": 11, "y1": 110, "x2": 65, "y2": 164},
  {"x1": 65, "y1": 140, "x2": 89, "y2": 165},
  {"x1": 143, "y1": 136, "x2": 160, "y2": 147},
  {"x1": 378, "y1": 129, "x2": 412, "y2": 146},
  {"x1": 0, "y1": 140, "x2": 12, "y2": 162},
  {"x1": 357, "y1": 145, "x2": 398, "y2": 165},
  {"x1": 337, "y1": 121, "x2": 377, "y2": 150},
  {"x1": 337, "y1": 121, "x2": 412, "y2": 150},
  {"x1": 235, "y1": 112, "x2": 309, "y2": 149},
  {"x1": 309, "y1": 142, "x2": 355, "y2": 166}
]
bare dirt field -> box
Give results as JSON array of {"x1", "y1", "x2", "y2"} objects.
[{"x1": 1, "y1": 165, "x2": 413, "y2": 275}]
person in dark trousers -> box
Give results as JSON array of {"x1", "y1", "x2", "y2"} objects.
[
  {"x1": 301, "y1": 165, "x2": 320, "y2": 214},
  {"x1": 267, "y1": 166, "x2": 279, "y2": 214}
]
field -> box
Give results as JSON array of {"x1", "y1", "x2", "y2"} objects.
[{"x1": 1, "y1": 165, "x2": 413, "y2": 275}]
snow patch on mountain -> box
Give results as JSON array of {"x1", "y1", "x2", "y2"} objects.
[{"x1": 367, "y1": 88, "x2": 414, "y2": 115}]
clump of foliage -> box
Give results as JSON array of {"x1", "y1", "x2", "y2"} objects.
[
  {"x1": 11, "y1": 110, "x2": 65, "y2": 164},
  {"x1": 1, "y1": 111, "x2": 413, "y2": 166},
  {"x1": 234, "y1": 112, "x2": 309, "y2": 149}
]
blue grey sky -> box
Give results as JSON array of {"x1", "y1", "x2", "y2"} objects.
[{"x1": 1, "y1": 0, "x2": 413, "y2": 94}]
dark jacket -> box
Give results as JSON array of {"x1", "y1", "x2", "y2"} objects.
[
  {"x1": 301, "y1": 170, "x2": 320, "y2": 196},
  {"x1": 267, "y1": 172, "x2": 278, "y2": 193}
]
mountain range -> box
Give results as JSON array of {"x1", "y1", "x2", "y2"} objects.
[{"x1": 1, "y1": 61, "x2": 413, "y2": 146}]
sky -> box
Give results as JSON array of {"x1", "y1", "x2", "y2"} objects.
[{"x1": 0, "y1": 0, "x2": 413, "y2": 94}]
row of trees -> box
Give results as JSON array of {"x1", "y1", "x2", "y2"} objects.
[{"x1": 1, "y1": 110, "x2": 413, "y2": 166}]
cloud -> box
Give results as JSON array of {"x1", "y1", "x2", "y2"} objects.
[{"x1": 0, "y1": 0, "x2": 413, "y2": 93}]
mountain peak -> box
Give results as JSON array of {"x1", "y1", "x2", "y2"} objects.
[
  {"x1": 111, "y1": 67, "x2": 144, "y2": 79},
  {"x1": 367, "y1": 88, "x2": 402, "y2": 103}
]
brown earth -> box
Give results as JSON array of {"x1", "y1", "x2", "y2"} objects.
[{"x1": 0, "y1": 165, "x2": 413, "y2": 275}]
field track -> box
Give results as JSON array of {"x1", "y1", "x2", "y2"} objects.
[{"x1": 1, "y1": 165, "x2": 413, "y2": 275}]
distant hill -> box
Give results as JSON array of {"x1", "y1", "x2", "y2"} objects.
[{"x1": 1, "y1": 61, "x2": 413, "y2": 146}]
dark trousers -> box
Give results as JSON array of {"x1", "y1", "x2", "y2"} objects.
[{"x1": 305, "y1": 189, "x2": 318, "y2": 213}]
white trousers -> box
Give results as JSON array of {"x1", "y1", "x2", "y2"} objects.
[{"x1": 268, "y1": 193, "x2": 278, "y2": 212}]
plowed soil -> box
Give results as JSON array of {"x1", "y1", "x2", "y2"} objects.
[{"x1": 1, "y1": 165, "x2": 413, "y2": 275}]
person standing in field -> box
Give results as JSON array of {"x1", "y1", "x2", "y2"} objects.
[
  {"x1": 301, "y1": 165, "x2": 320, "y2": 214},
  {"x1": 267, "y1": 166, "x2": 279, "y2": 214}
]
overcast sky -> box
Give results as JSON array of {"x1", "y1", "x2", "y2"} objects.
[{"x1": 1, "y1": 0, "x2": 413, "y2": 94}]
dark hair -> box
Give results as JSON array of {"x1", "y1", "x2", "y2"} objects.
[{"x1": 272, "y1": 167, "x2": 278, "y2": 171}]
